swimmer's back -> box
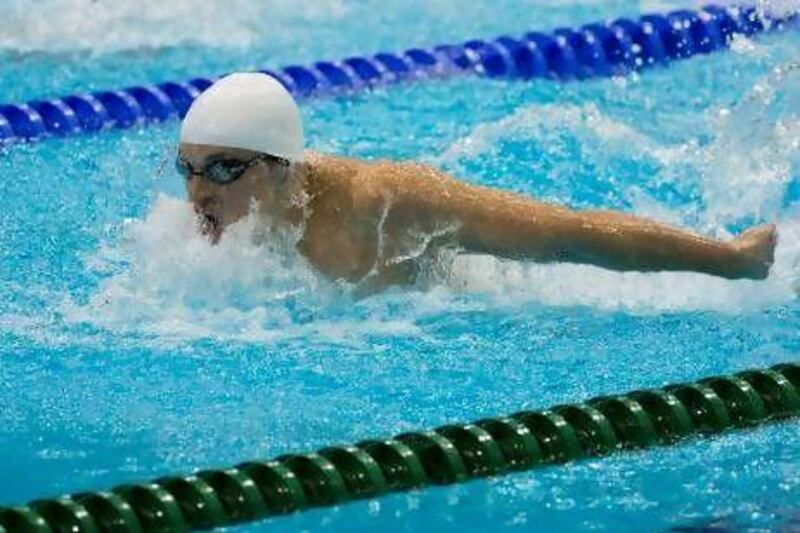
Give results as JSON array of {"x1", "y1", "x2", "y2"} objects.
[{"x1": 299, "y1": 153, "x2": 467, "y2": 284}]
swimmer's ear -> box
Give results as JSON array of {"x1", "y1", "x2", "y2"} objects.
[
  {"x1": 270, "y1": 161, "x2": 291, "y2": 184},
  {"x1": 285, "y1": 161, "x2": 310, "y2": 183},
  {"x1": 291, "y1": 160, "x2": 310, "y2": 173},
  {"x1": 253, "y1": 157, "x2": 289, "y2": 183}
]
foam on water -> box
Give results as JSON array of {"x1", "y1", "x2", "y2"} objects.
[
  {"x1": 433, "y1": 102, "x2": 689, "y2": 171},
  {"x1": 701, "y1": 63, "x2": 800, "y2": 227},
  {"x1": 63, "y1": 195, "x2": 436, "y2": 347},
  {"x1": 678, "y1": 0, "x2": 800, "y2": 20},
  {"x1": 0, "y1": 0, "x2": 349, "y2": 52},
  {"x1": 66, "y1": 196, "x2": 338, "y2": 341},
  {"x1": 10, "y1": 0, "x2": 794, "y2": 54},
  {"x1": 436, "y1": 64, "x2": 800, "y2": 234}
]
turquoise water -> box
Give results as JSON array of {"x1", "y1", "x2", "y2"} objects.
[{"x1": 2, "y1": 0, "x2": 800, "y2": 531}]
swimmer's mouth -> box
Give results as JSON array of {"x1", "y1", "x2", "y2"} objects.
[{"x1": 198, "y1": 211, "x2": 222, "y2": 242}]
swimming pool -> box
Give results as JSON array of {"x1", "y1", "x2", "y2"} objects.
[{"x1": 1, "y1": 0, "x2": 800, "y2": 530}]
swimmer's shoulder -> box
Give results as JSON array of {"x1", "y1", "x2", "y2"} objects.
[
  {"x1": 307, "y1": 152, "x2": 463, "y2": 207},
  {"x1": 308, "y1": 151, "x2": 449, "y2": 182},
  {"x1": 306, "y1": 152, "x2": 387, "y2": 192},
  {"x1": 305, "y1": 151, "x2": 361, "y2": 177},
  {"x1": 304, "y1": 152, "x2": 361, "y2": 194},
  {"x1": 365, "y1": 158, "x2": 466, "y2": 206},
  {"x1": 304, "y1": 152, "x2": 382, "y2": 212}
]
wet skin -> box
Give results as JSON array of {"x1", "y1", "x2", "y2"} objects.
[{"x1": 180, "y1": 143, "x2": 777, "y2": 292}]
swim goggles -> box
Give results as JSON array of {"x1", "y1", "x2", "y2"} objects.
[{"x1": 175, "y1": 152, "x2": 289, "y2": 185}]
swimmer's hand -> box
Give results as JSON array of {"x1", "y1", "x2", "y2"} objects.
[{"x1": 729, "y1": 223, "x2": 777, "y2": 280}]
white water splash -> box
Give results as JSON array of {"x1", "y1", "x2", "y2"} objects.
[
  {"x1": 66, "y1": 196, "x2": 324, "y2": 339},
  {"x1": 701, "y1": 63, "x2": 800, "y2": 229},
  {"x1": 63, "y1": 195, "x2": 431, "y2": 345},
  {"x1": 685, "y1": 0, "x2": 800, "y2": 18},
  {"x1": 730, "y1": 34, "x2": 769, "y2": 58},
  {"x1": 0, "y1": 0, "x2": 348, "y2": 52},
  {"x1": 9, "y1": 0, "x2": 794, "y2": 54},
  {"x1": 433, "y1": 103, "x2": 689, "y2": 170}
]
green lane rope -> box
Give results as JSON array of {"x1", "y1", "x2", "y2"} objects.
[{"x1": 1, "y1": 362, "x2": 798, "y2": 532}]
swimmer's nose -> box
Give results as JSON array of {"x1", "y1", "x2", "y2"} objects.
[
  {"x1": 188, "y1": 179, "x2": 219, "y2": 211},
  {"x1": 193, "y1": 196, "x2": 219, "y2": 214},
  {"x1": 187, "y1": 176, "x2": 217, "y2": 204}
]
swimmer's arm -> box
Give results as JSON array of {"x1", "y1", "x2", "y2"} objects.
[{"x1": 427, "y1": 183, "x2": 775, "y2": 280}]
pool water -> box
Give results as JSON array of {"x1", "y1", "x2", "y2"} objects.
[{"x1": 2, "y1": 0, "x2": 800, "y2": 531}]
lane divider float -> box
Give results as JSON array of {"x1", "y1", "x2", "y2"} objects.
[
  {"x1": 0, "y1": 5, "x2": 795, "y2": 146},
  {"x1": 1, "y1": 362, "x2": 798, "y2": 531}
]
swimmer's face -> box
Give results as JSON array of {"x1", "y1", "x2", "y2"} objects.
[{"x1": 178, "y1": 143, "x2": 290, "y2": 243}]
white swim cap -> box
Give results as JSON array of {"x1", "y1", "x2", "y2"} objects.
[{"x1": 180, "y1": 72, "x2": 305, "y2": 162}]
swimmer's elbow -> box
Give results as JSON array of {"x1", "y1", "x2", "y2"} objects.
[{"x1": 455, "y1": 218, "x2": 554, "y2": 261}]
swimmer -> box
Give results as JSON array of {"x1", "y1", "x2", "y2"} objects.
[{"x1": 177, "y1": 72, "x2": 777, "y2": 292}]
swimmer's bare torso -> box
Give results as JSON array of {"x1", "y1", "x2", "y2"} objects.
[{"x1": 180, "y1": 145, "x2": 777, "y2": 292}]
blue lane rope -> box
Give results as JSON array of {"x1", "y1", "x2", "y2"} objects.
[{"x1": 0, "y1": 5, "x2": 795, "y2": 145}]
